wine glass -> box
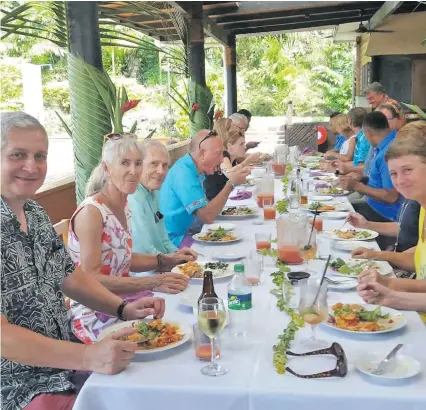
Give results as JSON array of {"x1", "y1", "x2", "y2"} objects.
[
  {"x1": 299, "y1": 227, "x2": 317, "y2": 273},
  {"x1": 198, "y1": 297, "x2": 228, "y2": 376},
  {"x1": 298, "y1": 278, "x2": 328, "y2": 349}
]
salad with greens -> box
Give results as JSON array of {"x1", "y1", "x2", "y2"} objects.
[{"x1": 330, "y1": 258, "x2": 380, "y2": 276}]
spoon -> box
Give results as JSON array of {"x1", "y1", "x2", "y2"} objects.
[{"x1": 372, "y1": 344, "x2": 404, "y2": 375}]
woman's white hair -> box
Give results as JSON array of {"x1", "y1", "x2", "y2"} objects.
[
  {"x1": 1, "y1": 111, "x2": 47, "y2": 150},
  {"x1": 85, "y1": 134, "x2": 142, "y2": 197}
]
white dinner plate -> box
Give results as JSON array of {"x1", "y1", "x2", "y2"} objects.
[
  {"x1": 97, "y1": 319, "x2": 191, "y2": 354},
  {"x1": 315, "y1": 188, "x2": 350, "y2": 196},
  {"x1": 333, "y1": 240, "x2": 376, "y2": 252},
  {"x1": 212, "y1": 251, "x2": 246, "y2": 261},
  {"x1": 324, "y1": 228, "x2": 379, "y2": 241},
  {"x1": 192, "y1": 233, "x2": 242, "y2": 245},
  {"x1": 321, "y1": 211, "x2": 348, "y2": 219},
  {"x1": 218, "y1": 206, "x2": 258, "y2": 219},
  {"x1": 326, "y1": 277, "x2": 358, "y2": 291},
  {"x1": 310, "y1": 195, "x2": 333, "y2": 202},
  {"x1": 355, "y1": 352, "x2": 421, "y2": 380},
  {"x1": 171, "y1": 261, "x2": 235, "y2": 281},
  {"x1": 329, "y1": 259, "x2": 393, "y2": 278},
  {"x1": 323, "y1": 305, "x2": 407, "y2": 335},
  {"x1": 307, "y1": 203, "x2": 350, "y2": 213},
  {"x1": 207, "y1": 223, "x2": 236, "y2": 231}
]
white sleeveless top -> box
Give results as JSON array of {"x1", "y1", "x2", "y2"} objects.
[{"x1": 339, "y1": 135, "x2": 355, "y2": 155}]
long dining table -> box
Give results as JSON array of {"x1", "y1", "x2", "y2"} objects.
[{"x1": 73, "y1": 176, "x2": 426, "y2": 410}]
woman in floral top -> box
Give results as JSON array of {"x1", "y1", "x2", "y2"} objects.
[{"x1": 68, "y1": 135, "x2": 197, "y2": 343}]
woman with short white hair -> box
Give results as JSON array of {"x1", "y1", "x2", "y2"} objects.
[{"x1": 68, "y1": 133, "x2": 196, "y2": 343}]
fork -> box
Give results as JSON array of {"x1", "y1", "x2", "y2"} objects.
[{"x1": 325, "y1": 277, "x2": 356, "y2": 285}]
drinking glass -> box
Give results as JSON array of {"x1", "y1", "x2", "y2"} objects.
[
  {"x1": 255, "y1": 232, "x2": 272, "y2": 251},
  {"x1": 263, "y1": 197, "x2": 276, "y2": 220},
  {"x1": 198, "y1": 297, "x2": 228, "y2": 376},
  {"x1": 309, "y1": 216, "x2": 323, "y2": 233},
  {"x1": 245, "y1": 250, "x2": 262, "y2": 286},
  {"x1": 316, "y1": 233, "x2": 331, "y2": 260},
  {"x1": 299, "y1": 227, "x2": 317, "y2": 273},
  {"x1": 298, "y1": 278, "x2": 328, "y2": 349},
  {"x1": 193, "y1": 324, "x2": 220, "y2": 361}
]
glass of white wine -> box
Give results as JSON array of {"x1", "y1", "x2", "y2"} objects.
[
  {"x1": 298, "y1": 278, "x2": 328, "y2": 349},
  {"x1": 198, "y1": 297, "x2": 228, "y2": 376}
]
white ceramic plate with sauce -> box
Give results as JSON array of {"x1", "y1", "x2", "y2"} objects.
[
  {"x1": 207, "y1": 223, "x2": 236, "y2": 231},
  {"x1": 355, "y1": 352, "x2": 421, "y2": 379},
  {"x1": 333, "y1": 240, "x2": 376, "y2": 252}
]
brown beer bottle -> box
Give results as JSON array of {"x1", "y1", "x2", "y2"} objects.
[{"x1": 198, "y1": 270, "x2": 218, "y2": 305}]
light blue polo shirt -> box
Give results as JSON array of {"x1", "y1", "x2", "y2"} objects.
[
  {"x1": 159, "y1": 153, "x2": 208, "y2": 246},
  {"x1": 353, "y1": 130, "x2": 371, "y2": 166},
  {"x1": 366, "y1": 130, "x2": 403, "y2": 220}
]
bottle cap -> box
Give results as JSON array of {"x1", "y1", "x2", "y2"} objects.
[{"x1": 234, "y1": 263, "x2": 244, "y2": 273}]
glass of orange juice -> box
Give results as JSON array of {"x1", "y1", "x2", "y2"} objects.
[
  {"x1": 263, "y1": 197, "x2": 276, "y2": 220},
  {"x1": 193, "y1": 324, "x2": 220, "y2": 361},
  {"x1": 309, "y1": 216, "x2": 323, "y2": 232},
  {"x1": 255, "y1": 232, "x2": 272, "y2": 251},
  {"x1": 245, "y1": 250, "x2": 262, "y2": 286},
  {"x1": 299, "y1": 228, "x2": 318, "y2": 272}
]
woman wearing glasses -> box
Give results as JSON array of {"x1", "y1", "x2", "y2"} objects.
[
  {"x1": 204, "y1": 118, "x2": 261, "y2": 200},
  {"x1": 68, "y1": 134, "x2": 197, "y2": 343},
  {"x1": 358, "y1": 121, "x2": 426, "y2": 317}
]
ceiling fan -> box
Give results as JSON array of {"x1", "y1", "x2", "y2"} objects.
[{"x1": 354, "y1": 21, "x2": 393, "y2": 34}]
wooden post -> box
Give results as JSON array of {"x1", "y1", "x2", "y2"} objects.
[
  {"x1": 66, "y1": 1, "x2": 103, "y2": 70},
  {"x1": 224, "y1": 34, "x2": 237, "y2": 116},
  {"x1": 187, "y1": 2, "x2": 206, "y2": 87}
]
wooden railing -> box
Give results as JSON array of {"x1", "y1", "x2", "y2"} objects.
[{"x1": 34, "y1": 139, "x2": 191, "y2": 224}]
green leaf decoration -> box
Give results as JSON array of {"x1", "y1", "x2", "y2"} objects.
[{"x1": 67, "y1": 53, "x2": 112, "y2": 204}]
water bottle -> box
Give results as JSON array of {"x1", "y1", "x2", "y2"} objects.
[{"x1": 228, "y1": 264, "x2": 252, "y2": 338}]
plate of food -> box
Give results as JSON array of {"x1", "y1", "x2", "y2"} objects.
[
  {"x1": 193, "y1": 228, "x2": 240, "y2": 244},
  {"x1": 316, "y1": 187, "x2": 349, "y2": 196},
  {"x1": 333, "y1": 240, "x2": 376, "y2": 251},
  {"x1": 219, "y1": 206, "x2": 257, "y2": 219},
  {"x1": 207, "y1": 223, "x2": 236, "y2": 231},
  {"x1": 172, "y1": 261, "x2": 234, "y2": 280},
  {"x1": 324, "y1": 303, "x2": 406, "y2": 334},
  {"x1": 307, "y1": 202, "x2": 350, "y2": 213},
  {"x1": 324, "y1": 228, "x2": 378, "y2": 241},
  {"x1": 329, "y1": 258, "x2": 393, "y2": 278},
  {"x1": 98, "y1": 319, "x2": 190, "y2": 354},
  {"x1": 312, "y1": 176, "x2": 338, "y2": 183}
]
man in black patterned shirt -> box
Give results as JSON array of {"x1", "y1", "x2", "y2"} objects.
[{"x1": 0, "y1": 112, "x2": 166, "y2": 410}]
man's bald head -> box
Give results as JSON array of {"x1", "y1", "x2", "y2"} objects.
[{"x1": 190, "y1": 129, "x2": 210, "y2": 153}]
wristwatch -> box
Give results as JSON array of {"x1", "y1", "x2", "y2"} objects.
[
  {"x1": 156, "y1": 253, "x2": 166, "y2": 269},
  {"x1": 116, "y1": 300, "x2": 129, "y2": 321}
]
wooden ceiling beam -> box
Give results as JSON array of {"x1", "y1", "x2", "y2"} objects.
[
  {"x1": 232, "y1": 14, "x2": 375, "y2": 35},
  {"x1": 213, "y1": 2, "x2": 381, "y2": 23}
]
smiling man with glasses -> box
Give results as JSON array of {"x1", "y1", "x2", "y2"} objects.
[{"x1": 159, "y1": 129, "x2": 250, "y2": 247}]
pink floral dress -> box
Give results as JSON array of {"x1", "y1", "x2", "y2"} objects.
[{"x1": 67, "y1": 196, "x2": 150, "y2": 343}]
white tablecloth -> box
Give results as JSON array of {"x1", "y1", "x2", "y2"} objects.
[{"x1": 73, "y1": 179, "x2": 426, "y2": 410}]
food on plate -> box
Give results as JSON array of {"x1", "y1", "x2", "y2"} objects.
[
  {"x1": 316, "y1": 186, "x2": 345, "y2": 195},
  {"x1": 198, "y1": 227, "x2": 237, "y2": 242},
  {"x1": 221, "y1": 206, "x2": 254, "y2": 216},
  {"x1": 330, "y1": 258, "x2": 381, "y2": 276},
  {"x1": 178, "y1": 261, "x2": 203, "y2": 278},
  {"x1": 309, "y1": 202, "x2": 336, "y2": 212},
  {"x1": 328, "y1": 303, "x2": 394, "y2": 332},
  {"x1": 120, "y1": 320, "x2": 184, "y2": 349},
  {"x1": 334, "y1": 229, "x2": 372, "y2": 240},
  {"x1": 178, "y1": 261, "x2": 230, "y2": 278}
]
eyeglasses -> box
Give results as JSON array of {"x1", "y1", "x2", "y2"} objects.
[
  {"x1": 103, "y1": 132, "x2": 137, "y2": 145},
  {"x1": 285, "y1": 342, "x2": 348, "y2": 379},
  {"x1": 198, "y1": 129, "x2": 218, "y2": 149},
  {"x1": 154, "y1": 211, "x2": 164, "y2": 223}
]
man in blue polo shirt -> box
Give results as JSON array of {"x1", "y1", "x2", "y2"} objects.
[
  {"x1": 159, "y1": 129, "x2": 250, "y2": 247},
  {"x1": 338, "y1": 111, "x2": 403, "y2": 249}
]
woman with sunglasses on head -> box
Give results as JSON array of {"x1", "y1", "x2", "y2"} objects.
[
  {"x1": 357, "y1": 121, "x2": 426, "y2": 318},
  {"x1": 68, "y1": 134, "x2": 197, "y2": 344},
  {"x1": 204, "y1": 118, "x2": 261, "y2": 200}
]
